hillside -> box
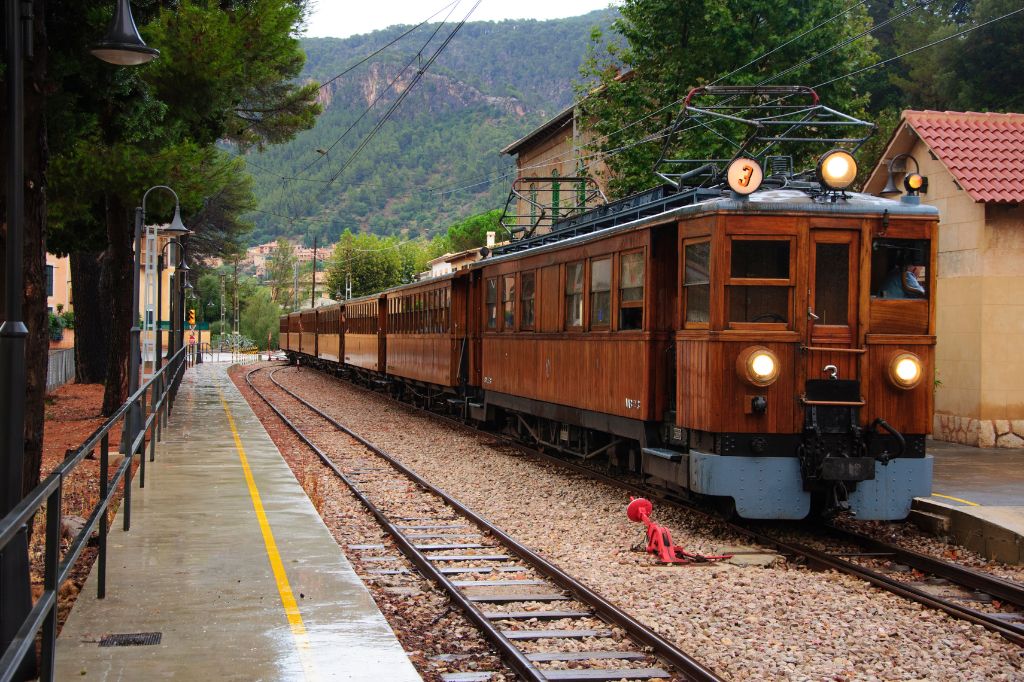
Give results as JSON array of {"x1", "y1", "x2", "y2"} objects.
[{"x1": 243, "y1": 9, "x2": 618, "y2": 245}]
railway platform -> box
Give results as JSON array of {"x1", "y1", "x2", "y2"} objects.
[
  {"x1": 913, "y1": 439, "x2": 1024, "y2": 564},
  {"x1": 54, "y1": 362, "x2": 421, "y2": 681}
]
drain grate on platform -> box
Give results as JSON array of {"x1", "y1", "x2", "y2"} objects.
[{"x1": 98, "y1": 632, "x2": 162, "y2": 647}]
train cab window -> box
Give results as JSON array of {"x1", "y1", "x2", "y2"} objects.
[
  {"x1": 590, "y1": 257, "x2": 612, "y2": 328},
  {"x1": 871, "y1": 238, "x2": 929, "y2": 299},
  {"x1": 565, "y1": 262, "x2": 584, "y2": 328},
  {"x1": 815, "y1": 243, "x2": 850, "y2": 325},
  {"x1": 727, "y1": 238, "x2": 792, "y2": 325},
  {"x1": 502, "y1": 275, "x2": 516, "y2": 330},
  {"x1": 520, "y1": 272, "x2": 536, "y2": 330},
  {"x1": 684, "y1": 241, "x2": 710, "y2": 325},
  {"x1": 619, "y1": 251, "x2": 644, "y2": 330},
  {"x1": 486, "y1": 278, "x2": 498, "y2": 329}
]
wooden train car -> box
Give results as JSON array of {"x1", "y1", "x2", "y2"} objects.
[
  {"x1": 477, "y1": 216, "x2": 674, "y2": 445},
  {"x1": 283, "y1": 312, "x2": 301, "y2": 353},
  {"x1": 384, "y1": 272, "x2": 475, "y2": 389},
  {"x1": 344, "y1": 295, "x2": 385, "y2": 373},
  {"x1": 316, "y1": 304, "x2": 343, "y2": 363},
  {"x1": 279, "y1": 91, "x2": 936, "y2": 521},
  {"x1": 299, "y1": 309, "x2": 317, "y2": 357}
]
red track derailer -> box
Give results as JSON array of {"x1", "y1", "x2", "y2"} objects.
[{"x1": 626, "y1": 497, "x2": 733, "y2": 565}]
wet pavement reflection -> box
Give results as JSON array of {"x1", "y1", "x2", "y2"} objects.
[{"x1": 55, "y1": 363, "x2": 421, "y2": 681}]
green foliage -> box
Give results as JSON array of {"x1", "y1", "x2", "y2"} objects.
[
  {"x1": 243, "y1": 11, "x2": 620, "y2": 243},
  {"x1": 267, "y1": 239, "x2": 298, "y2": 304},
  {"x1": 240, "y1": 288, "x2": 282, "y2": 349},
  {"x1": 325, "y1": 230, "x2": 433, "y2": 299},
  {"x1": 432, "y1": 209, "x2": 503, "y2": 254},
  {"x1": 888, "y1": 0, "x2": 1024, "y2": 111},
  {"x1": 45, "y1": 0, "x2": 321, "y2": 259},
  {"x1": 577, "y1": 0, "x2": 878, "y2": 199},
  {"x1": 47, "y1": 313, "x2": 66, "y2": 342}
]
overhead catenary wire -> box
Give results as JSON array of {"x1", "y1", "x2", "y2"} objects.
[
  {"x1": 321, "y1": 0, "x2": 483, "y2": 188},
  {"x1": 315, "y1": 0, "x2": 461, "y2": 91},
  {"x1": 299, "y1": 1, "x2": 464, "y2": 175}
]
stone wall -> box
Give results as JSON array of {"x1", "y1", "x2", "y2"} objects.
[{"x1": 934, "y1": 414, "x2": 1024, "y2": 448}]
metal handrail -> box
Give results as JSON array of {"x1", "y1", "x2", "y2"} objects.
[{"x1": 0, "y1": 345, "x2": 188, "y2": 681}]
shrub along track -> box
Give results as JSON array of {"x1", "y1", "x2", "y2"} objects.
[{"x1": 243, "y1": 365, "x2": 721, "y2": 682}]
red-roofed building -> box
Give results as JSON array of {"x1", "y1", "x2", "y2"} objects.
[{"x1": 865, "y1": 110, "x2": 1024, "y2": 448}]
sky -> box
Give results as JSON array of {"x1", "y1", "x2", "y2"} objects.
[{"x1": 304, "y1": 0, "x2": 617, "y2": 39}]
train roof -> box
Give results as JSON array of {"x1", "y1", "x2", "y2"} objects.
[{"x1": 485, "y1": 187, "x2": 937, "y2": 264}]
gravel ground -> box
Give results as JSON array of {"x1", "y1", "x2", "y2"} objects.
[
  {"x1": 835, "y1": 517, "x2": 1024, "y2": 585},
  {"x1": 262, "y1": 364, "x2": 1024, "y2": 682}
]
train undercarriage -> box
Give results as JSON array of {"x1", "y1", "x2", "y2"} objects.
[{"x1": 285, "y1": 351, "x2": 931, "y2": 521}]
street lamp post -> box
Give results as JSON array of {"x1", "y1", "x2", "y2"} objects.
[
  {"x1": 154, "y1": 235, "x2": 187, "y2": 426},
  {"x1": 126, "y1": 187, "x2": 187, "y2": 453},
  {"x1": 2, "y1": 0, "x2": 158, "y2": 673}
]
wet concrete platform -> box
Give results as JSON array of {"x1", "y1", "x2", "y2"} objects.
[
  {"x1": 56, "y1": 362, "x2": 421, "y2": 681},
  {"x1": 911, "y1": 439, "x2": 1024, "y2": 564}
]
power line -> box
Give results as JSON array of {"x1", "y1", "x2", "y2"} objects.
[
  {"x1": 322, "y1": 0, "x2": 482, "y2": 187},
  {"x1": 316, "y1": 0, "x2": 461, "y2": 91},
  {"x1": 813, "y1": 4, "x2": 1024, "y2": 90}
]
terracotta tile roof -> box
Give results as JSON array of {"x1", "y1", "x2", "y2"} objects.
[{"x1": 903, "y1": 110, "x2": 1024, "y2": 203}]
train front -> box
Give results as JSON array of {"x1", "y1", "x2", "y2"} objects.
[{"x1": 666, "y1": 150, "x2": 936, "y2": 521}]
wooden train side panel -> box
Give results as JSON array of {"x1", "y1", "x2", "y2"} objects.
[
  {"x1": 386, "y1": 335, "x2": 456, "y2": 386},
  {"x1": 345, "y1": 334, "x2": 381, "y2": 371},
  {"x1": 378, "y1": 297, "x2": 387, "y2": 374},
  {"x1": 868, "y1": 300, "x2": 929, "y2": 335},
  {"x1": 481, "y1": 334, "x2": 652, "y2": 420},
  {"x1": 677, "y1": 338, "x2": 800, "y2": 434},
  {"x1": 865, "y1": 337, "x2": 934, "y2": 434},
  {"x1": 538, "y1": 265, "x2": 560, "y2": 333}
]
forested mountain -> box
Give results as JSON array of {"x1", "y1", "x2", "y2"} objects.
[{"x1": 244, "y1": 9, "x2": 618, "y2": 245}]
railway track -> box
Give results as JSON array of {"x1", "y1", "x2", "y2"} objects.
[
  {"x1": 245, "y1": 365, "x2": 723, "y2": 682},
  {"x1": 287, "y1": 364, "x2": 1024, "y2": 650}
]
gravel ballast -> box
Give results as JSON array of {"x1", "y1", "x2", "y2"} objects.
[{"x1": 247, "y1": 364, "x2": 1024, "y2": 680}]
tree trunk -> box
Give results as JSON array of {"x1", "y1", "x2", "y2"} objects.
[
  {"x1": 70, "y1": 250, "x2": 110, "y2": 383},
  {"x1": 101, "y1": 194, "x2": 133, "y2": 415},
  {"x1": 22, "y1": 0, "x2": 49, "y2": 500}
]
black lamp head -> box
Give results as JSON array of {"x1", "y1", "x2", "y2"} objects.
[{"x1": 91, "y1": 0, "x2": 160, "y2": 66}]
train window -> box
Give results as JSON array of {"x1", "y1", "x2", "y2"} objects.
[
  {"x1": 815, "y1": 243, "x2": 850, "y2": 325},
  {"x1": 684, "y1": 241, "x2": 710, "y2": 324},
  {"x1": 731, "y1": 239, "x2": 790, "y2": 279},
  {"x1": 565, "y1": 262, "x2": 584, "y2": 328},
  {"x1": 729, "y1": 287, "x2": 789, "y2": 324},
  {"x1": 486, "y1": 278, "x2": 498, "y2": 329},
  {"x1": 619, "y1": 251, "x2": 644, "y2": 330},
  {"x1": 727, "y1": 237, "x2": 792, "y2": 325},
  {"x1": 521, "y1": 272, "x2": 536, "y2": 330},
  {"x1": 590, "y1": 258, "x2": 612, "y2": 328},
  {"x1": 502, "y1": 275, "x2": 516, "y2": 330},
  {"x1": 871, "y1": 238, "x2": 929, "y2": 299}
]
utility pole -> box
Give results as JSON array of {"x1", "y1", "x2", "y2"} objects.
[
  {"x1": 293, "y1": 262, "x2": 299, "y2": 311},
  {"x1": 219, "y1": 274, "x2": 226, "y2": 350},
  {"x1": 311, "y1": 235, "x2": 317, "y2": 308}
]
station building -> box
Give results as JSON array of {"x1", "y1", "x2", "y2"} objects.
[{"x1": 865, "y1": 110, "x2": 1024, "y2": 448}]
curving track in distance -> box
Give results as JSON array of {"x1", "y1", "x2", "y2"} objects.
[{"x1": 244, "y1": 365, "x2": 724, "y2": 682}]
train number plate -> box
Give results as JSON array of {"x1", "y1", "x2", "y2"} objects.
[{"x1": 821, "y1": 457, "x2": 875, "y2": 482}]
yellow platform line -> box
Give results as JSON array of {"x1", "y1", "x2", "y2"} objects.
[
  {"x1": 931, "y1": 492, "x2": 981, "y2": 507},
  {"x1": 218, "y1": 388, "x2": 320, "y2": 681}
]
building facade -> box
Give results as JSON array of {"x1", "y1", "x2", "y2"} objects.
[{"x1": 865, "y1": 110, "x2": 1024, "y2": 447}]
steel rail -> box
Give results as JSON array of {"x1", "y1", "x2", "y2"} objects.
[
  {"x1": 309, "y1": 364, "x2": 1024, "y2": 649},
  {"x1": 247, "y1": 365, "x2": 722, "y2": 682}
]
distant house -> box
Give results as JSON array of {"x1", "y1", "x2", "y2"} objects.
[
  {"x1": 499, "y1": 74, "x2": 636, "y2": 237},
  {"x1": 46, "y1": 253, "x2": 71, "y2": 315},
  {"x1": 864, "y1": 110, "x2": 1024, "y2": 448},
  {"x1": 426, "y1": 247, "x2": 489, "y2": 278}
]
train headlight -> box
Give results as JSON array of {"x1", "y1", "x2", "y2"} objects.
[
  {"x1": 817, "y1": 149, "x2": 858, "y2": 191},
  {"x1": 887, "y1": 351, "x2": 923, "y2": 390},
  {"x1": 737, "y1": 346, "x2": 780, "y2": 387}
]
